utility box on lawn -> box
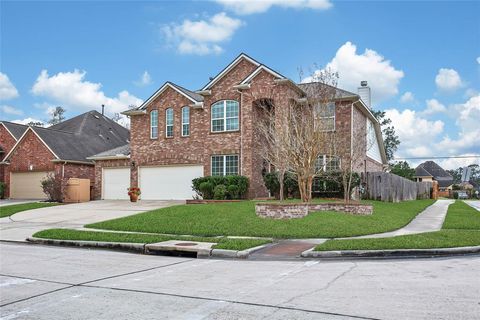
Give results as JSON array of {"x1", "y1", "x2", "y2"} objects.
[{"x1": 64, "y1": 178, "x2": 90, "y2": 203}]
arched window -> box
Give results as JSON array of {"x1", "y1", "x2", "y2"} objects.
[
  {"x1": 150, "y1": 110, "x2": 158, "y2": 139},
  {"x1": 211, "y1": 100, "x2": 239, "y2": 132},
  {"x1": 165, "y1": 108, "x2": 173, "y2": 137},
  {"x1": 181, "y1": 106, "x2": 190, "y2": 136}
]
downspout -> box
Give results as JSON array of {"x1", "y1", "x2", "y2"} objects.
[{"x1": 236, "y1": 89, "x2": 244, "y2": 175}]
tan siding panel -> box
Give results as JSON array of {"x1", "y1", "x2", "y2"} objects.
[{"x1": 10, "y1": 171, "x2": 52, "y2": 199}]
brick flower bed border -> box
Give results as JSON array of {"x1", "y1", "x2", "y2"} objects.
[{"x1": 255, "y1": 202, "x2": 373, "y2": 219}]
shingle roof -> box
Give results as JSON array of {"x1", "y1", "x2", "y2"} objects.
[
  {"x1": 89, "y1": 144, "x2": 130, "y2": 158},
  {"x1": 168, "y1": 82, "x2": 204, "y2": 102},
  {"x1": 415, "y1": 166, "x2": 433, "y2": 177},
  {"x1": 1, "y1": 121, "x2": 28, "y2": 140},
  {"x1": 7, "y1": 110, "x2": 130, "y2": 163},
  {"x1": 297, "y1": 82, "x2": 359, "y2": 100}
]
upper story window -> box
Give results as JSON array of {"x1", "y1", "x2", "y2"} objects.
[
  {"x1": 165, "y1": 108, "x2": 174, "y2": 137},
  {"x1": 314, "y1": 102, "x2": 335, "y2": 131},
  {"x1": 211, "y1": 155, "x2": 239, "y2": 176},
  {"x1": 315, "y1": 155, "x2": 340, "y2": 172},
  {"x1": 211, "y1": 100, "x2": 239, "y2": 132},
  {"x1": 182, "y1": 106, "x2": 190, "y2": 137},
  {"x1": 150, "y1": 110, "x2": 158, "y2": 139}
]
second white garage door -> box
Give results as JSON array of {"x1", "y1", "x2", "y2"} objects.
[
  {"x1": 103, "y1": 167, "x2": 130, "y2": 200},
  {"x1": 138, "y1": 165, "x2": 203, "y2": 200}
]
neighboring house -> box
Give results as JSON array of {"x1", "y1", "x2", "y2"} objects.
[
  {"x1": 92, "y1": 53, "x2": 387, "y2": 200},
  {"x1": 0, "y1": 121, "x2": 29, "y2": 186},
  {"x1": 414, "y1": 161, "x2": 454, "y2": 193},
  {"x1": 1, "y1": 110, "x2": 129, "y2": 199}
]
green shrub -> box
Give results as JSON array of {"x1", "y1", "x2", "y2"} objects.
[
  {"x1": 192, "y1": 175, "x2": 249, "y2": 200},
  {"x1": 41, "y1": 173, "x2": 62, "y2": 202},
  {"x1": 453, "y1": 191, "x2": 459, "y2": 199},
  {"x1": 263, "y1": 172, "x2": 300, "y2": 199},
  {"x1": 0, "y1": 181, "x2": 5, "y2": 199},
  {"x1": 213, "y1": 184, "x2": 227, "y2": 200}
]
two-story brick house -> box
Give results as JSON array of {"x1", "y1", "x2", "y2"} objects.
[{"x1": 91, "y1": 53, "x2": 387, "y2": 200}]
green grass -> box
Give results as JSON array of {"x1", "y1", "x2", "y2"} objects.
[
  {"x1": 32, "y1": 229, "x2": 271, "y2": 251},
  {"x1": 0, "y1": 202, "x2": 59, "y2": 218},
  {"x1": 442, "y1": 201, "x2": 480, "y2": 230},
  {"x1": 86, "y1": 200, "x2": 435, "y2": 238},
  {"x1": 315, "y1": 200, "x2": 480, "y2": 251}
]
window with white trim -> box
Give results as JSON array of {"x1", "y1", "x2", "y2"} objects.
[
  {"x1": 165, "y1": 108, "x2": 173, "y2": 137},
  {"x1": 182, "y1": 106, "x2": 190, "y2": 136},
  {"x1": 211, "y1": 155, "x2": 239, "y2": 176},
  {"x1": 150, "y1": 110, "x2": 158, "y2": 139},
  {"x1": 211, "y1": 100, "x2": 239, "y2": 132},
  {"x1": 315, "y1": 155, "x2": 340, "y2": 172},
  {"x1": 314, "y1": 102, "x2": 335, "y2": 131}
]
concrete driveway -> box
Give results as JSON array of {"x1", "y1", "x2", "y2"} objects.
[{"x1": 0, "y1": 200, "x2": 182, "y2": 242}]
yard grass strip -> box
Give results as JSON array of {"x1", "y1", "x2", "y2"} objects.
[
  {"x1": 86, "y1": 199, "x2": 434, "y2": 238},
  {"x1": 32, "y1": 229, "x2": 271, "y2": 251},
  {"x1": 315, "y1": 200, "x2": 480, "y2": 251},
  {"x1": 0, "y1": 202, "x2": 59, "y2": 218},
  {"x1": 442, "y1": 200, "x2": 480, "y2": 230}
]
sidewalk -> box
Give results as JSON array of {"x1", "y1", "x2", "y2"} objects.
[{"x1": 342, "y1": 199, "x2": 454, "y2": 239}]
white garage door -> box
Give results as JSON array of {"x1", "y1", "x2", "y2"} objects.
[
  {"x1": 10, "y1": 171, "x2": 52, "y2": 199},
  {"x1": 139, "y1": 165, "x2": 203, "y2": 200},
  {"x1": 103, "y1": 168, "x2": 130, "y2": 200}
]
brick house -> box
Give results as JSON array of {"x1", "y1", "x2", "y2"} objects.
[
  {"x1": 1, "y1": 110, "x2": 129, "y2": 199},
  {"x1": 0, "y1": 121, "x2": 28, "y2": 187},
  {"x1": 91, "y1": 53, "x2": 387, "y2": 200}
]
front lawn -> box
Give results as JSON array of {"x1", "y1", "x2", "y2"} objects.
[
  {"x1": 315, "y1": 200, "x2": 480, "y2": 251},
  {"x1": 32, "y1": 229, "x2": 271, "y2": 251},
  {"x1": 86, "y1": 199, "x2": 435, "y2": 238},
  {"x1": 0, "y1": 202, "x2": 59, "y2": 218}
]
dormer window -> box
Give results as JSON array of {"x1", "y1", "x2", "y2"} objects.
[{"x1": 211, "y1": 100, "x2": 239, "y2": 132}]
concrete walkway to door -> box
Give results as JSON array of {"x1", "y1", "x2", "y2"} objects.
[{"x1": 0, "y1": 200, "x2": 182, "y2": 242}]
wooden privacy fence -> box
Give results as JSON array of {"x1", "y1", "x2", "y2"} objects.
[{"x1": 362, "y1": 172, "x2": 432, "y2": 202}]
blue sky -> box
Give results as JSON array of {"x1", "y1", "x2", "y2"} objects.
[{"x1": 1, "y1": 0, "x2": 479, "y2": 169}]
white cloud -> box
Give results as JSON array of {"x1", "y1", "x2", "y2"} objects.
[
  {"x1": 435, "y1": 68, "x2": 463, "y2": 92},
  {"x1": 435, "y1": 155, "x2": 480, "y2": 171},
  {"x1": 304, "y1": 42, "x2": 404, "y2": 104},
  {"x1": 12, "y1": 117, "x2": 45, "y2": 126},
  {"x1": 134, "y1": 71, "x2": 152, "y2": 87},
  {"x1": 215, "y1": 0, "x2": 332, "y2": 15},
  {"x1": 477, "y1": 57, "x2": 480, "y2": 64},
  {"x1": 1, "y1": 105, "x2": 23, "y2": 116},
  {"x1": 31, "y1": 69, "x2": 142, "y2": 115},
  {"x1": 422, "y1": 99, "x2": 446, "y2": 115},
  {"x1": 162, "y1": 12, "x2": 243, "y2": 55},
  {"x1": 400, "y1": 91, "x2": 415, "y2": 104},
  {"x1": 0, "y1": 72, "x2": 19, "y2": 100}
]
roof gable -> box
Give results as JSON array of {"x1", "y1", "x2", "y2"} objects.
[
  {"x1": 201, "y1": 53, "x2": 261, "y2": 90},
  {"x1": 240, "y1": 65, "x2": 285, "y2": 85},
  {"x1": 0, "y1": 121, "x2": 28, "y2": 140},
  {"x1": 416, "y1": 161, "x2": 453, "y2": 179},
  {"x1": 137, "y1": 82, "x2": 203, "y2": 111}
]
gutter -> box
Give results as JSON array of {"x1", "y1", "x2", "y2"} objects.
[
  {"x1": 86, "y1": 155, "x2": 131, "y2": 161},
  {"x1": 51, "y1": 159, "x2": 94, "y2": 165},
  {"x1": 121, "y1": 109, "x2": 147, "y2": 116}
]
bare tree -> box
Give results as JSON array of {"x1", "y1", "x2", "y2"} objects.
[
  {"x1": 48, "y1": 106, "x2": 66, "y2": 126},
  {"x1": 254, "y1": 68, "x2": 339, "y2": 202}
]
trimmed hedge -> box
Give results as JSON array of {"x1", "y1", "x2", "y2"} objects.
[{"x1": 192, "y1": 175, "x2": 249, "y2": 200}]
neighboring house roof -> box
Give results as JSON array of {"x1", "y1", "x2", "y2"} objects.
[
  {"x1": 1, "y1": 121, "x2": 28, "y2": 140},
  {"x1": 415, "y1": 161, "x2": 454, "y2": 187},
  {"x1": 240, "y1": 64, "x2": 286, "y2": 85},
  {"x1": 4, "y1": 110, "x2": 130, "y2": 163},
  {"x1": 87, "y1": 144, "x2": 130, "y2": 160}
]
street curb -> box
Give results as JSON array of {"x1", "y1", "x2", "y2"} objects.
[
  {"x1": 210, "y1": 243, "x2": 271, "y2": 259},
  {"x1": 26, "y1": 237, "x2": 271, "y2": 259},
  {"x1": 27, "y1": 237, "x2": 146, "y2": 253},
  {"x1": 301, "y1": 245, "x2": 480, "y2": 258}
]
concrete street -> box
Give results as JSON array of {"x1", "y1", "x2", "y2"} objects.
[
  {"x1": 0, "y1": 200, "x2": 181, "y2": 242},
  {"x1": 1, "y1": 242, "x2": 479, "y2": 319}
]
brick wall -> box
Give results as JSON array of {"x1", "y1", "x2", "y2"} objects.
[
  {"x1": 93, "y1": 158, "x2": 130, "y2": 199},
  {"x1": 0, "y1": 125, "x2": 18, "y2": 188}
]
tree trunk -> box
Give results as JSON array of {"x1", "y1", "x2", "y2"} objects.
[{"x1": 278, "y1": 170, "x2": 285, "y2": 201}]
